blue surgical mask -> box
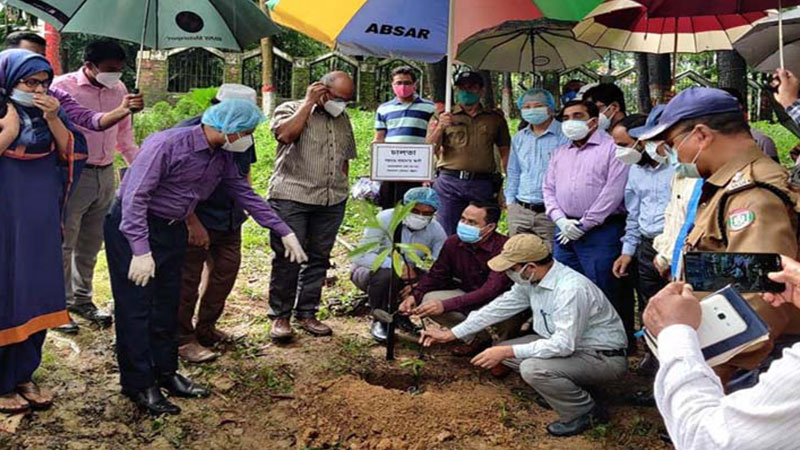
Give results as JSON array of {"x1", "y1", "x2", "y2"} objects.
[
  {"x1": 669, "y1": 131, "x2": 703, "y2": 178},
  {"x1": 521, "y1": 107, "x2": 549, "y2": 125},
  {"x1": 10, "y1": 89, "x2": 35, "y2": 107},
  {"x1": 456, "y1": 90, "x2": 480, "y2": 106},
  {"x1": 456, "y1": 222, "x2": 482, "y2": 243}
]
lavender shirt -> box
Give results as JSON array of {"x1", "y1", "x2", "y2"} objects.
[
  {"x1": 119, "y1": 125, "x2": 292, "y2": 255},
  {"x1": 543, "y1": 129, "x2": 629, "y2": 230},
  {"x1": 50, "y1": 87, "x2": 104, "y2": 131}
]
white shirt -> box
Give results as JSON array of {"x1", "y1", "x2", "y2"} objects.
[
  {"x1": 655, "y1": 324, "x2": 800, "y2": 450},
  {"x1": 451, "y1": 262, "x2": 627, "y2": 358}
]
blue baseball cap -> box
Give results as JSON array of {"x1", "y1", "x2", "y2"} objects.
[
  {"x1": 637, "y1": 87, "x2": 741, "y2": 141},
  {"x1": 629, "y1": 104, "x2": 666, "y2": 139}
]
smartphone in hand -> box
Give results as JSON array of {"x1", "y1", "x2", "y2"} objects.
[{"x1": 684, "y1": 252, "x2": 785, "y2": 293}]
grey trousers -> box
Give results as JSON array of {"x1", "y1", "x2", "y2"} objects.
[
  {"x1": 421, "y1": 290, "x2": 528, "y2": 344},
  {"x1": 507, "y1": 203, "x2": 555, "y2": 247},
  {"x1": 500, "y1": 335, "x2": 627, "y2": 422},
  {"x1": 63, "y1": 165, "x2": 116, "y2": 308},
  {"x1": 268, "y1": 199, "x2": 346, "y2": 319}
]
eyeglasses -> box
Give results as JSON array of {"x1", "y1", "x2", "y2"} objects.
[
  {"x1": 19, "y1": 78, "x2": 50, "y2": 89},
  {"x1": 392, "y1": 80, "x2": 415, "y2": 86},
  {"x1": 410, "y1": 208, "x2": 435, "y2": 217}
]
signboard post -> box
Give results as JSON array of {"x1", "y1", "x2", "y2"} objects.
[{"x1": 370, "y1": 143, "x2": 435, "y2": 360}]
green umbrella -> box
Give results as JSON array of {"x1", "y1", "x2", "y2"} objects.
[
  {"x1": 3, "y1": 0, "x2": 281, "y2": 85},
  {"x1": 531, "y1": 0, "x2": 603, "y2": 21}
]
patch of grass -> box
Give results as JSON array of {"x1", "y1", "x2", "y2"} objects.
[
  {"x1": 587, "y1": 423, "x2": 610, "y2": 440},
  {"x1": 751, "y1": 120, "x2": 799, "y2": 167}
]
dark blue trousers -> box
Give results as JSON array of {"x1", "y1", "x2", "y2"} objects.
[
  {"x1": 553, "y1": 218, "x2": 635, "y2": 339},
  {"x1": 104, "y1": 200, "x2": 187, "y2": 391},
  {"x1": 0, "y1": 331, "x2": 46, "y2": 395}
]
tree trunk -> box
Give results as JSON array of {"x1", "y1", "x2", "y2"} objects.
[
  {"x1": 647, "y1": 53, "x2": 671, "y2": 106},
  {"x1": 501, "y1": 72, "x2": 514, "y2": 118},
  {"x1": 717, "y1": 50, "x2": 748, "y2": 110},
  {"x1": 44, "y1": 23, "x2": 62, "y2": 76},
  {"x1": 758, "y1": 72, "x2": 774, "y2": 122},
  {"x1": 635, "y1": 53, "x2": 651, "y2": 113},
  {"x1": 480, "y1": 70, "x2": 495, "y2": 108},
  {"x1": 425, "y1": 57, "x2": 447, "y2": 109},
  {"x1": 259, "y1": 0, "x2": 275, "y2": 116}
]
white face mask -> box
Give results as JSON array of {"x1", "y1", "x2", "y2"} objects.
[
  {"x1": 562, "y1": 119, "x2": 591, "y2": 141},
  {"x1": 402, "y1": 213, "x2": 432, "y2": 231},
  {"x1": 615, "y1": 145, "x2": 642, "y2": 165},
  {"x1": 222, "y1": 133, "x2": 253, "y2": 153},
  {"x1": 10, "y1": 88, "x2": 35, "y2": 107},
  {"x1": 95, "y1": 71, "x2": 122, "y2": 88},
  {"x1": 645, "y1": 141, "x2": 668, "y2": 165},
  {"x1": 597, "y1": 105, "x2": 613, "y2": 131},
  {"x1": 323, "y1": 99, "x2": 346, "y2": 117},
  {"x1": 505, "y1": 264, "x2": 537, "y2": 286}
]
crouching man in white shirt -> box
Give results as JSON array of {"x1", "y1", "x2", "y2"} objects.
[
  {"x1": 645, "y1": 255, "x2": 800, "y2": 450},
  {"x1": 420, "y1": 234, "x2": 628, "y2": 437}
]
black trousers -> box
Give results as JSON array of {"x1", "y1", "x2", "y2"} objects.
[
  {"x1": 268, "y1": 199, "x2": 346, "y2": 319},
  {"x1": 635, "y1": 237, "x2": 667, "y2": 313},
  {"x1": 104, "y1": 200, "x2": 187, "y2": 391}
]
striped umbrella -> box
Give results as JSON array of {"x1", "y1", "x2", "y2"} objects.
[{"x1": 573, "y1": 0, "x2": 773, "y2": 54}]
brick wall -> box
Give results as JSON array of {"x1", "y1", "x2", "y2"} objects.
[{"x1": 137, "y1": 50, "x2": 170, "y2": 104}]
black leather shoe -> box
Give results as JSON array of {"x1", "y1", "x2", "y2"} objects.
[
  {"x1": 370, "y1": 321, "x2": 388, "y2": 343},
  {"x1": 54, "y1": 318, "x2": 79, "y2": 334},
  {"x1": 546, "y1": 405, "x2": 608, "y2": 437},
  {"x1": 69, "y1": 303, "x2": 113, "y2": 328},
  {"x1": 122, "y1": 386, "x2": 180, "y2": 416},
  {"x1": 158, "y1": 373, "x2": 210, "y2": 398}
]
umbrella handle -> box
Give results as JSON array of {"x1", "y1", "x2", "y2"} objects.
[
  {"x1": 134, "y1": 0, "x2": 153, "y2": 89},
  {"x1": 779, "y1": 0, "x2": 785, "y2": 70}
]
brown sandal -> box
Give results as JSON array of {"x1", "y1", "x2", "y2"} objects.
[
  {"x1": 0, "y1": 392, "x2": 30, "y2": 414},
  {"x1": 16, "y1": 382, "x2": 53, "y2": 410}
]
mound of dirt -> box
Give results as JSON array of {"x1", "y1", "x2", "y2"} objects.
[{"x1": 294, "y1": 371, "x2": 540, "y2": 450}]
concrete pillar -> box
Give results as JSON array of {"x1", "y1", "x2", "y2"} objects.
[
  {"x1": 137, "y1": 50, "x2": 170, "y2": 105},
  {"x1": 357, "y1": 62, "x2": 377, "y2": 109},
  {"x1": 224, "y1": 52, "x2": 243, "y2": 84},
  {"x1": 291, "y1": 58, "x2": 310, "y2": 100}
]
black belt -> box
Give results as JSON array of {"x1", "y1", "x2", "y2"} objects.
[
  {"x1": 438, "y1": 168, "x2": 493, "y2": 181},
  {"x1": 566, "y1": 214, "x2": 626, "y2": 226},
  {"x1": 84, "y1": 163, "x2": 113, "y2": 170},
  {"x1": 598, "y1": 349, "x2": 627, "y2": 358},
  {"x1": 518, "y1": 201, "x2": 546, "y2": 213}
]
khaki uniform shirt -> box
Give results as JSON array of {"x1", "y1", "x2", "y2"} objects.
[
  {"x1": 429, "y1": 105, "x2": 510, "y2": 173},
  {"x1": 269, "y1": 101, "x2": 357, "y2": 206},
  {"x1": 683, "y1": 144, "x2": 800, "y2": 374}
]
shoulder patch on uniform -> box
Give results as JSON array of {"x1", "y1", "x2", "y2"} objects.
[
  {"x1": 727, "y1": 208, "x2": 755, "y2": 231},
  {"x1": 727, "y1": 171, "x2": 754, "y2": 193}
]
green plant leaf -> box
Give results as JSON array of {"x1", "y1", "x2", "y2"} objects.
[
  {"x1": 392, "y1": 250, "x2": 405, "y2": 278},
  {"x1": 371, "y1": 247, "x2": 392, "y2": 273},
  {"x1": 409, "y1": 243, "x2": 433, "y2": 259},
  {"x1": 347, "y1": 241, "x2": 381, "y2": 259},
  {"x1": 354, "y1": 200, "x2": 382, "y2": 231},
  {"x1": 395, "y1": 243, "x2": 424, "y2": 266},
  {"x1": 388, "y1": 201, "x2": 416, "y2": 236}
]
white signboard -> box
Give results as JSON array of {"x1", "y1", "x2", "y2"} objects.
[{"x1": 370, "y1": 143, "x2": 435, "y2": 182}]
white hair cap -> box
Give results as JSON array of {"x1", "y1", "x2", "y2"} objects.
[{"x1": 216, "y1": 83, "x2": 257, "y2": 105}]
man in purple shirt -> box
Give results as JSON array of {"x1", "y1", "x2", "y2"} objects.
[
  {"x1": 103, "y1": 100, "x2": 306, "y2": 416},
  {"x1": 397, "y1": 202, "x2": 523, "y2": 354},
  {"x1": 543, "y1": 100, "x2": 632, "y2": 338}
]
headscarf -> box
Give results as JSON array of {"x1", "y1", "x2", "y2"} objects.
[{"x1": 516, "y1": 88, "x2": 555, "y2": 111}]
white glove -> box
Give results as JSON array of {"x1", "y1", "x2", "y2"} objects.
[
  {"x1": 564, "y1": 220, "x2": 585, "y2": 241},
  {"x1": 128, "y1": 252, "x2": 156, "y2": 287},
  {"x1": 556, "y1": 232, "x2": 571, "y2": 246},
  {"x1": 555, "y1": 217, "x2": 571, "y2": 235},
  {"x1": 281, "y1": 233, "x2": 309, "y2": 264}
]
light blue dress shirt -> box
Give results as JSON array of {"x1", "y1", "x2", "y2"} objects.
[
  {"x1": 621, "y1": 161, "x2": 675, "y2": 256},
  {"x1": 505, "y1": 120, "x2": 569, "y2": 205},
  {"x1": 352, "y1": 208, "x2": 447, "y2": 270}
]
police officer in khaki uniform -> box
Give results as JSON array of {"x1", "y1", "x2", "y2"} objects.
[
  {"x1": 426, "y1": 71, "x2": 510, "y2": 235},
  {"x1": 640, "y1": 87, "x2": 800, "y2": 384}
]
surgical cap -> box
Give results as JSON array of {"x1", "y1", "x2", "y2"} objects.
[
  {"x1": 201, "y1": 99, "x2": 265, "y2": 134},
  {"x1": 404, "y1": 187, "x2": 440, "y2": 210},
  {"x1": 516, "y1": 88, "x2": 555, "y2": 111}
]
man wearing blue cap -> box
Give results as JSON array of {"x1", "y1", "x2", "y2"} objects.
[
  {"x1": 350, "y1": 187, "x2": 447, "y2": 342},
  {"x1": 104, "y1": 99, "x2": 306, "y2": 415},
  {"x1": 506, "y1": 88, "x2": 569, "y2": 242},
  {"x1": 638, "y1": 87, "x2": 800, "y2": 382}
]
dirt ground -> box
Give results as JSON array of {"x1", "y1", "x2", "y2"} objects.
[{"x1": 1, "y1": 243, "x2": 673, "y2": 450}]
